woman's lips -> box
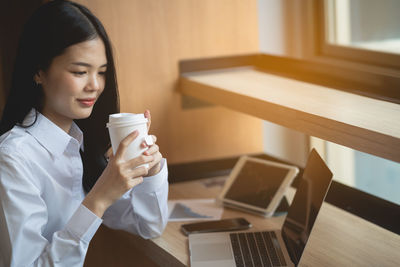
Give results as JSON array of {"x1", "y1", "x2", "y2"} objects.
[{"x1": 77, "y1": 98, "x2": 96, "y2": 107}]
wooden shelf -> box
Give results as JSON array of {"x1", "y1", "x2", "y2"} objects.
[{"x1": 179, "y1": 55, "x2": 400, "y2": 163}]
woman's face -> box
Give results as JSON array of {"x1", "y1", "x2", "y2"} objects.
[{"x1": 36, "y1": 37, "x2": 107, "y2": 131}]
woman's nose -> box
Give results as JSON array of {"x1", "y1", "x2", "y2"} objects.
[{"x1": 87, "y1": 74, "x2": 101, "y2": 91}]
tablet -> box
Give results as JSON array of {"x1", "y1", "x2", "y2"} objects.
[{"x1": 218, "y1": 156, "x2": 299, "y2": 217}]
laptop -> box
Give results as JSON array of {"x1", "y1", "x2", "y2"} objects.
[{"x1": 189, "y1": 149, "x2": 333, "y2": 267}]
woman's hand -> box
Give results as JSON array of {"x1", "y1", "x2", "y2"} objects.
[
  {"x1": 142, "y1": 110, "x2": 162, "y2": 176},
  {"x1": 83, "y1": 131, "x2": 154, "y2": 218}
]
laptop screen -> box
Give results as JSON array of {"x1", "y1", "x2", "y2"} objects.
[{"x1": 281, "y1": 149, "x2": 333, "y2": 265}]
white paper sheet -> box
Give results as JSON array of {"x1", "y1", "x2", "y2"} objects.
[{"x1": 167, "y1": 198, "x2": 223, "y2": 222}]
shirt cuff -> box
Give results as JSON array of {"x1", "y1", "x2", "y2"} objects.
[
  {"x1": 65, "y1": 204, "x2": 103, "y2": 244},
  {"x1": 131, "y1": 158, "x2": 168, "y2": 194}
]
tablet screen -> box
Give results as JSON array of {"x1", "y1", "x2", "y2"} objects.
[{"x1": 224, "y1": 160, "x2": 290, "y2": 209}]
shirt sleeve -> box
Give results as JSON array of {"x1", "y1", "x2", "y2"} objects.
[
  {"x1": 102, "y1": 158, "x2": 169, "y2": 239},
  {"x1": 0, "y1": 149, "x2": 102, "y2": 267}
]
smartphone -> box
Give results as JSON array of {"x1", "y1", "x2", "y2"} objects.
[{"x1": 181, "y1": 217, "x2": 252, "y2": 236}]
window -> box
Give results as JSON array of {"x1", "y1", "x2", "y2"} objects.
[
  {"x1": 312, "y1": 138, "x2": 400, "y2": 205},
  {"x1": 286, "y1": 0, "x2": 400, "y2": 103},
  {"x1": 295, "y1": 0, "x2": 400, "y2": 206},
  {"x1": 322, "y1": 0, "x2": 400, "y2": 68}
]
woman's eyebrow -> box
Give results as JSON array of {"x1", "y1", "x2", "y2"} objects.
[{"x1": 71, "y1": 62, "x2": 107, "y2": 67}]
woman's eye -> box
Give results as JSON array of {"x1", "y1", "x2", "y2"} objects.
[
  {"x1": 98, "y1": 71, "x2": 106, "y2": 76},
  {"x1": 72, "y1": 71, "x2": 86, "y2": 76}
]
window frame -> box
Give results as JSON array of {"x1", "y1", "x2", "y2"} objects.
[{"x1": 317, "y1": 0, "x2": 400, "y2": 69}]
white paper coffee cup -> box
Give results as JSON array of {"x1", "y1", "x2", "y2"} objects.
[{"x1": 107, "y1": 113, "x2": 150, "y2": 169}]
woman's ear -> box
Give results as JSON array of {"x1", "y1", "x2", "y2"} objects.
[{"x1": 34, "y1": 70, "x2": 44, "y2": 85}]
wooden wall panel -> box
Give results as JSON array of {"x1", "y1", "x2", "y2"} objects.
[{"x1": 77, "y1": 0, "x2": 263, "y2": 164}]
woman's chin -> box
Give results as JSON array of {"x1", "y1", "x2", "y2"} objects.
[{"x1": 75, "y1": 109, "x2": 94, "y2": 119}]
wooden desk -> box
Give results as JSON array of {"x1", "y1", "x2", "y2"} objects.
[{"x1": 122, "y1": 176, "x2": 400, "y2": 266}]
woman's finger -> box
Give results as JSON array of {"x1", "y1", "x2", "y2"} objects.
[
  {"x1": 143, "y1": 144, "x2": 159, "y2": 156},
  {"x1": 128, "y1": 176, "x2": 144, "y2": 187},
  {"x1": 152, "y1": 151, "x2": 162, "y2": 164},
  {"x1": 129, "y1": 165, "x2": 149, "y2": 177},
  {"x1": 125, "y1": 154, "x2": 154, "y2": 169},
  {"x1": 144, "y1": 110, "x2": 151, "y2": 131},
  {"x1": 146, "y1": 152, "x2": 162, "y2": 171},
  {"x1": 115, "y1": 131, "x2": 139, "y2": 161}
]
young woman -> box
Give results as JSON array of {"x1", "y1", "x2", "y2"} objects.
[{"x1": 0, "y1": 1, "x2": 168, "y2": 266}]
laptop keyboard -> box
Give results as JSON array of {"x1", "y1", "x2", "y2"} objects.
[{"x1": 230, "y1": 231, "x2": 287, "y2": 267}]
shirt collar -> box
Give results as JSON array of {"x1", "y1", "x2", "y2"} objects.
[{"x1": 24, "y1": 109, "x2": 84, "y2": 156}]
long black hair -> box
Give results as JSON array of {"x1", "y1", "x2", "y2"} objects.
[{"x1": 0, "y1": 0, "x2": 119, "y2": 192}]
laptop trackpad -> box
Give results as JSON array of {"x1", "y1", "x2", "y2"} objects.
[{"x1": 192, "y1": 243, "x2": 232, "y2": 261}]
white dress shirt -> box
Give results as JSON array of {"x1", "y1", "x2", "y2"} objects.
[{"x1": 0, "y1": 110, "x2": 169, "y2": 267}]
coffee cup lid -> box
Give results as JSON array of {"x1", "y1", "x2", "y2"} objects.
[{"x1": 107, "y1": 113, "x2": 148, "y2": 128}]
